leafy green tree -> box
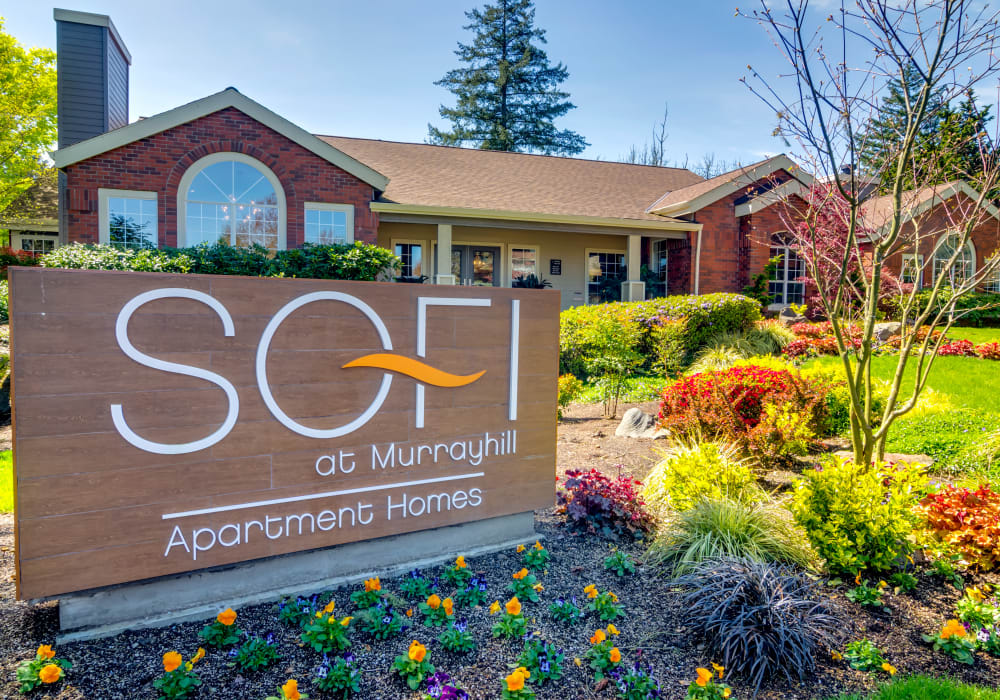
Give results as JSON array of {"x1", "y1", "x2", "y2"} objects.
[
  {"x1": 0, "y1": 19, "x2": 57, "y2": 215},
  {"x1": 429, "y1": 0, "x2": 587, "y2": 155}
]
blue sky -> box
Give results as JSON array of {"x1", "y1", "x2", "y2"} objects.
[{"x1": 6, "y1": 1, "x2": 810, "y2": 166}]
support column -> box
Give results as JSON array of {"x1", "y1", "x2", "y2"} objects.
[
  {"x1": 621, "y1": 233, "x2": 645, "y2": 302},
  {"x1": 434, "y1": 224, "x2": 456, "y2": 285}
]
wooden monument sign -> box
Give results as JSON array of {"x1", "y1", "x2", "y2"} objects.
[{"x1": 9, "y1": 268, "x2": 558, "y2": 600}]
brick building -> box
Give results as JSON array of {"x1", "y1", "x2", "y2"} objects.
[{"x1": 49, "y1": 10, "x2": 1000, "y2": 310}]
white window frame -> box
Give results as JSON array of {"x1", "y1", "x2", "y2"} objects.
[
  {"x1": 900, "y1": 253, "x2": 924, "y2": 288},
  {"x1": 176, "y1": 152, "x2": 287, "y2": 250},
  {"x1": 509, "y1": 245, "x2": 540, "y2": 285},
  {"x1": 767, "y1": 242, "x2": 805, "y2": 309},
  {"x1": 392, "y1": 238, "x2": 428, "y2": 280},
  {"x1": 649, "y1": 238, "x2": 669, "y2": 297},
  {"x1": 303, "y1": 202, "x2": 354, "y2": 245},
  {"x1": 932, "y1": 232, "x2": 976, "y2": 287},
  {"x1": 584, "y1": 248, "x2": 626, "y2": 304},
  {"x1": 984, "y1": 256, "x2": 1000, "y2": 293},
  {"x1": 98, "y1": 188, "x2": 158, "y2": 247}
]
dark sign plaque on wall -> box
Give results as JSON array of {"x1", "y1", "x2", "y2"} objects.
[
  {"x1": 549, "y1": 259, "x2": 562, "y2": 276},
  {"x1": 10, "y1": 268, "x2": 559, "y2": 600}
]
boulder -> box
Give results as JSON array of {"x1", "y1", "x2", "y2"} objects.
[
  {"x1": 873, "y1": 321, "x2": 902, "y2": 342},
  {"x1": 615, "y1": 407, "x2": 668, "y2": 439},
  {"x1": 778, "y1": 306, "x2": 808, "y2": 326}
]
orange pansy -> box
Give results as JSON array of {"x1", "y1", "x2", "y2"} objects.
[{"x1": 216, "y1": 608, "x2": 237, "y2": 626}]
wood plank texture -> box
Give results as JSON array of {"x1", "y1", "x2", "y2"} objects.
[{"x1": 10, "y1": 268, "x2": 559, "y2": 600}]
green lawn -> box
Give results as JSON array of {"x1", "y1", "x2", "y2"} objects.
[
  {"x1": 804, "y1": 354, "x2": 1000, "y2": 415},
  {"x1": 0, "y1": 450, "x2": 11, "y2": 513},
  {"x1": 828, "y1": 675, "x2": 1000, "y2": 700},
  {"x1": 946, "y1": 326, "x2": 1000, "y2": 345}
]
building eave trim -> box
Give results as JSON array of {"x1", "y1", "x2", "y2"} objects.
[{"x1": 369, "y1": 202, "x2": 703, "y2": 232}]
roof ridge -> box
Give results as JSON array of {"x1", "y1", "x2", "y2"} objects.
[{"x1": 316, "y1": 134, "x2": 704, "y2": 175}]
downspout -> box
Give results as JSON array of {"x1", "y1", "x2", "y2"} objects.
[{"x1": 693, "y1": 225, "x2": 703, "y2": 295}]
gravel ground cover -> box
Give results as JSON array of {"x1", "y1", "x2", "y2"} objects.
[{"x1": 1, "y1": 508, "x2": 999, "y2": 700}]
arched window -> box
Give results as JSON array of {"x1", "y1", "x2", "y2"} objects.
[
  {"x1": 933, "y1": 233, "x2": 975, "y2": 287},
  {"x1": 767, "y1": 234, "x2": 804, "y2": 306},
  {"x1": 178, "y1": 153, "x2": 286, "y2": 251}
]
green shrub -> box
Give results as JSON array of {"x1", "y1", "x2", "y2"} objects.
[
  {"x1": 893, "y1": 290, "x2": 1000, "y2": 327},
  {"x1": 41, "y1": 241, "x2": 399, "y2": 281},
  {"x1": 790, "y1": 459, "x2": 927, "y2": 575},
  {"x1": 0, "y1": 280, "x2": 7, "y2": 324},
  {"x1": 647, "y1": 498, "x2": 816, "y2": 576},
  {"x1": 557, "y1": 374, "x2": 583, "y2": 418},
  {"x1": 642, "y1": 438, "x2": 760, "y2": 513},
  {"x1": 559, "y1": 293, "x2": 761, "y2": 377},
  {"x1": 581, "y1": 311, "x2": 644, "y2": 418}
]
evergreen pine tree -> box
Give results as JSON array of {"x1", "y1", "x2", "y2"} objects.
[{"x1": 429, "y1": 0, "x2": 587, "y2": 155}]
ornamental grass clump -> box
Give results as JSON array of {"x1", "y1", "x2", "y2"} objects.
[
  {"x1": 584, "y1": 625, "x2": 622, "y2": 681},
  {"x1": 16, "y1": 644, "x2": 72, "y2": 695},
  {"x1": 791, "y1": 458, "x2": 927, "y2": 575},
  {"x1": 675, "y1": 557, "x2": 840, "y2": 693},
  {"x1": 492, "y1": 597, "x2": 528, "y2": 638},
  {"x1": 199, "y1": 607, "x2": 241, "y2": 648},
  {"x1": 313, "y1": 654, "x2": 361, "y2": 697},
  {"x1": 419, "y1": 594, "x2": 454, "y2": 626},
  {"x1": 508, "y1": 567, "x2": 542, "y2": 602},
  {"x1": 516, "y1": 636, "x2": 565, "y2": 685},
  {"x1": 153, "y1": 649, "x2": 205, "y2": 700},
  {"x1": 393, "y1": 640, "x2": 435, "y2": 690},
  {"x1": 647, "y1": 498, "x2": 816, "y2": 577},
  {"x1": 301, "y1": 611, "x2": 353, "y2": 653}
]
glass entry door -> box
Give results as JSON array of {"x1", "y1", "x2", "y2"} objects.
[{"x1": 451, "y1": 245, "x2": 500, "y2": 286}]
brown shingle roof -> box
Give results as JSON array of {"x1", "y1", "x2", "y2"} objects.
[
  {"x1": 646, "y1": 156, "x2": 776, "y2": 211},
  {"x1": 318, "y1": 136, "x2": 705, "y2": 224},
  {"x1": 859, "y1": 181, "x2": 963, "y2": 229}
]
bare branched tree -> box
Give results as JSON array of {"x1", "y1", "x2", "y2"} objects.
[
  {"x1": 741, "y1": 0, "x2": 1000, "y2": 464},
  {"x1": 622, "y1": 102, "x2": 670, "y2": 166}
]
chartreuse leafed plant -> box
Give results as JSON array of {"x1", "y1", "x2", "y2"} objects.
[
  {"x1": 312, "y1": 654, "x2": 361, "y2": 697},
  {"x1": 584, "y1": 625, "x2": 622, "y2": 681},
  {"x1": 492, "y1": 597, "x2": 528, "y2": 638},
  {"x1": 517, "y1": 636, "x2": 565, "y2": 684},
  {"x1": 642, "y1": 437, "x2": 761, "y2": 514},
  {"x1": 502, "y1": 666, "x2": 536, "y2": 699},
  {"x1": 265, "y1": 678, "x2": 308, "y2": 700},
  {"x1": 828, "y1": 675, "x2": 1000, "y2": 700},
  {"x1": 508, "y1": 567, "x2": 543, "y2": 602},
  {"x1": 647, "y1": 498, "x2": 815, "y2": 576},
  {"x1": 557, "y1": 373, "x2": 583, "y2": 418},
  {"x1": 153, "y1": 649, "x2": 204, "y2": 700},
  {"x1": 393, "y1": 640, "x2": 435, "y2": 690},
  {"x1": 199, "y1": 607, "x2": 241, "y2": 648},
  {"x1": 231, "y1": 635, "x2": 280, "y2": 672},
  {"x1": 675, "y1": 558, "x2": 840, "y2": 693},
  {"x1": 16, "y1": 644, "x2": 72, "y2": 694},
  {"x1": 686, "y1": 665, "x2": 732, "y2": 699},
  {"x1": 791, "y1": 458, "x2": 927, "y2": 575}
]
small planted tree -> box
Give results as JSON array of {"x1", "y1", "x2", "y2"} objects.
[{"x1": 741, "y1": 0, "x2": 1000, "y2": 464}]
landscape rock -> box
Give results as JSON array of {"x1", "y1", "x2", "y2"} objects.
[
  {"x1": 777, "y1": 306, "x2": 808, "y2": 326},
  {"x1": 873, "y1": 321, "x2": 902, "y2": 341},
  {"x1": 615, "y1": 407, "x2": 668, "y2": 439}
]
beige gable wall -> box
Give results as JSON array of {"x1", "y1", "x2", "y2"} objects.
[{"x1": 378, "y1": 222, "x2": 641, "y2": 310}]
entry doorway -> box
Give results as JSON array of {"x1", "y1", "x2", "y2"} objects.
[{"x1": 451, "y1": 245, "x2": 501, "y2": 286}]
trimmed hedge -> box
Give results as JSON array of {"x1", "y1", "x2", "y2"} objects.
[
  {"x1": 559, "y1": 294, "x2": 762, "y2": 377},
  {"x1": 40, "y1": 241, "x2": 400, "y2": 281}
]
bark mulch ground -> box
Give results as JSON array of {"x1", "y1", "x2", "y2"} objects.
[{"x1": 0, "y1": 403, "x2": 997, "y2": 699}]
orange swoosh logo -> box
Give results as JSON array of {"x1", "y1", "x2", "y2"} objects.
[{"x1": 342, "y1": 353, "x2": 485, "y2": 387}]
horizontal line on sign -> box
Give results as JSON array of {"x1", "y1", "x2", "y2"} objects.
[{"x1": 161, "y1": 472, "x2": 485, "y2": 520}]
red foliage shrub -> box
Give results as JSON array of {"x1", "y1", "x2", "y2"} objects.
[
  {"x1": 556, "y1": 468, "x2": 654, "y2": 541},
  {"x1": 974, "y1": 342, "x2": 1000, "y2": 360},
  {"x1": 938, "y1": 339, "x2": 977, "y2": 357},
  {"x1": 784, "y1": 337, "x2": 840, "y2": 359},
  {"x1": 917, "y1": 485, "x2": 1000, "y2": 569}
]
